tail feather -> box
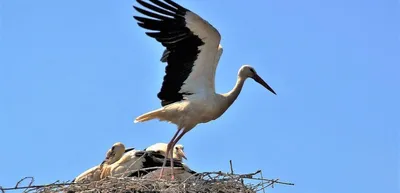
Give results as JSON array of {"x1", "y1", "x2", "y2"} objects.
[{"x1": 134, "y1": 109, "x2": 163, "y2": 123}]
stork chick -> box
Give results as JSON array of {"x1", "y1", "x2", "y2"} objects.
[
  {"x1": 73, "y1": 142, "x2": 131, "y2": 183},
  {"x1": 145, "y1": 143, "x2": 187, "y2": 161}
]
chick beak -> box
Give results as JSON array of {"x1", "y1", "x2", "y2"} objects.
[{"x1": 180, "y1": 150, "x2": 187, "y2": 160}]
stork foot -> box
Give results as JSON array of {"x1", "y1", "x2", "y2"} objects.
[{"x1": 158, "y1": 167, "x2": 165, "y2": 180}]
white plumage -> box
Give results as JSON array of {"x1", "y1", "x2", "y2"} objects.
[
  {"x1": 73, "y1": 165, "x2": 102, "y2": 183},
  {"x1": 73, "y1": 142, "x2": 133, "y2": 183},
  {"x1": 132, "y1": 0, "x2": 276, "y2": 180},
  {"x1": 100, "y1": 149, "x2": 145, "y2": 178}
]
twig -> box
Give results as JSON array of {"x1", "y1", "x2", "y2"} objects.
[
  {"x1": 15, "y1": 177, "x2": 34, "y2": 189},
  {"x1": 260, "y1": 170, "x2": 266, "y2": 193},
  {"x1": 239, "y1": 170, "x2": 261, "y2": 178},
  {"x1": 265, "y1": 179, "x2": 279, "y2": 188},
  {"x1": 1, "y1": 182, "x2": 72, "y2": 191},
  {"x1": 229, "y1": 160, "x2": 234, "y2": 175}
]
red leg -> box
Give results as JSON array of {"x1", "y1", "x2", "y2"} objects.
[
  {"x1": 171, "y1": 130, "x2": 188, "y2": 150},
  {"x1": 169, "y1": 144, "x2": 175, "y2": 180},
  {"x1": 168, "y1": 129, "x2": 189, "y2": 180},
  {"x1": 159, "y1": 128, "x2": 182, "y2": 180}
]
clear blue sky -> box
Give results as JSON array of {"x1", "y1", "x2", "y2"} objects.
[{"x1": 0, "y1": 0, "x2": 398, "y2": 192}]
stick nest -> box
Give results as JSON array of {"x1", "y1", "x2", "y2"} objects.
[{"x1": 0, "y1": 170, "x2": 294, "y2": 193}]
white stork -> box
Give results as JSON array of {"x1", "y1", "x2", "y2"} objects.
[
  {"x1": 132, "y1": 0, "x2": 277, "y2": 180},
  {"x1": 72, "y1": 142, "x2": 134, "y2": 183}
]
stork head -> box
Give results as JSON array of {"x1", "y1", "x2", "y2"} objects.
[
  {"x1": 145, "y1": 143, "x2": 187, "y2": 161},
  {"x1": 239, "y1": 65, "x2": 277, "y2": 95},
  {"x1": 105, "y1": 142, "x2": 126, "y2": 164},
  {"x1": 174, "y1": 144, "x2": 187, "y2": 160}
]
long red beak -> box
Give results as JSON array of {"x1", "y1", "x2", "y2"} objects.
[{"x1": 253, "y1": 74, "x2": 277, "y2": 95}]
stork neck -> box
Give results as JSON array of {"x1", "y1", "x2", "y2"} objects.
[{"x1": 223, "y1": 76, "x2": 246, "y2": 107}]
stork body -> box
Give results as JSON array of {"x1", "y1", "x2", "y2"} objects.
[{"x1": 133, "y1": 0, "x2": 276, "y2": 180}]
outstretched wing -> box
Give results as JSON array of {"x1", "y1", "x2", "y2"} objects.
[{"x1": 133, "y1": 0, "x2": 222, "y2": 106}]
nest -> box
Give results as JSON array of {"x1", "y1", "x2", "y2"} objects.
[{"x1": 1, "y1": 170, "x2": 294, "y2": 193}]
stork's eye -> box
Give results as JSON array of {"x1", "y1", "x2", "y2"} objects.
[
  {"x1": 250, "y1": 68, "x2": 255, "y2": 73},
  {"x1": 175, "y1": 147, "x2": 178, "y2": 150}
]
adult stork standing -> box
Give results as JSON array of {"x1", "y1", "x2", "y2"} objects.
[{"x1": 132, "y1": 0, "x2": 277, "y2": 179}]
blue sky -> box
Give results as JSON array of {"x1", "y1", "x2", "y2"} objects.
[{"x1": 0, "y1": 0, "x2": 398, "y2": 192}]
